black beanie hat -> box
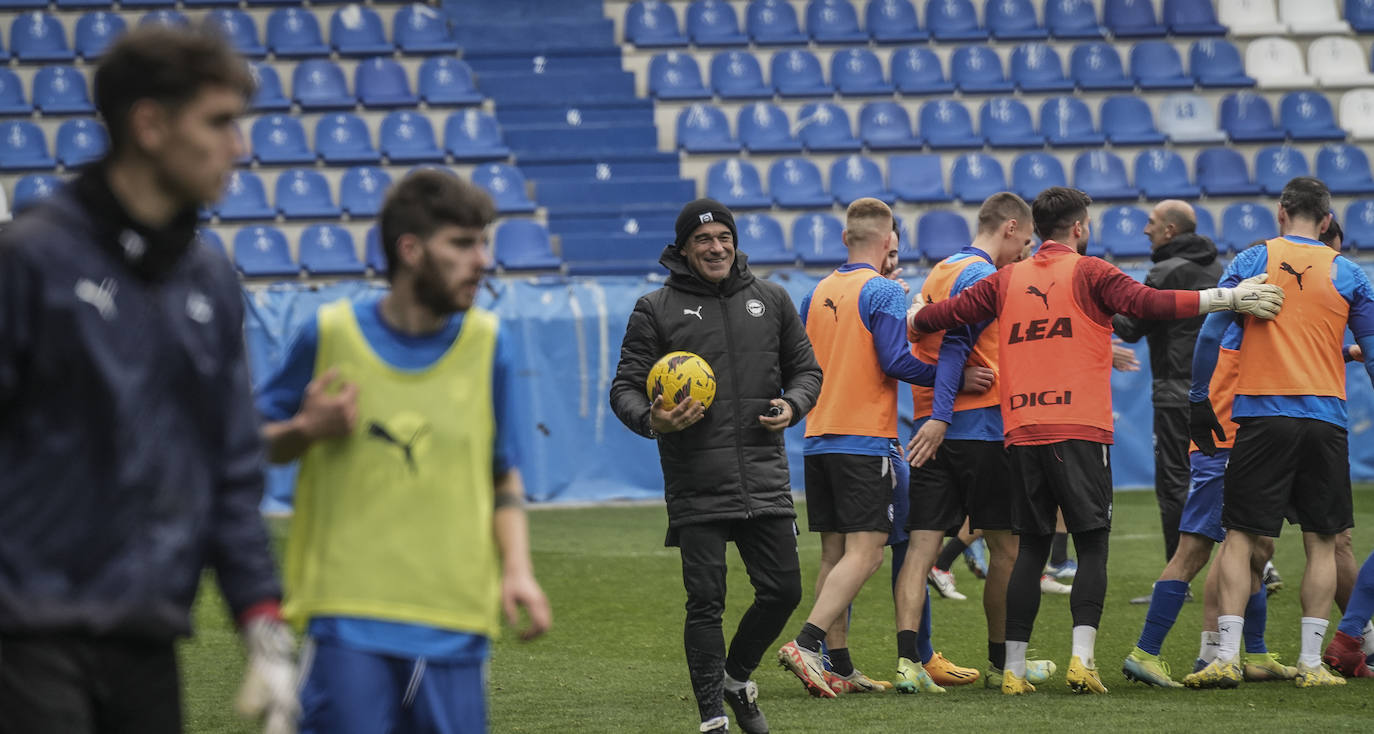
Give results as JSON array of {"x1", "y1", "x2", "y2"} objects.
[{"x1": 674, "y1": 198, "x2": 737, "y2": 249}]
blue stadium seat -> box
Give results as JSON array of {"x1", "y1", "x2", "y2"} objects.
[
  {"x1": 0, "y1": 121, "x2": 52, "y2": 170},
  {"x1": 1163, "y1": 0, "x2": 1225, "y2": 35},
  {"x1": 394, "y1": 3, "x2": 458, "y2": 54},
  {"x1": 1041, "y1": 96, "x2": 1104, "y2": 146},
  {"x1": 831, "y1": 155, "x2": 894, "y2": 205},
  {"x1": 298, "y1": 224, "x2": 363, "y2": 275},
  {"x1": 1344, "y1": 198, "x2": 1374, "y2": 250},
  {"x1": 56, "y1": 0, "x2": 109, "y2": 8},
  {"x1": 1012, "y1": 151, "x2": 1068, "y2": 201},
  {"x1": 1187, "y1": 39, "x2": 1253, "y2": 89},
  {"x1": 1317, "y1": 144, "x2": 1374, "y2": 195},
  {"x1": 626, "y1": 0, "x2": 687, "y2": 47},
  {"x1": 807, "y1": 0, "x2": 867, "y2": 43},
  {"x1": 251, "y1": 114, "x2": 315, "y2": 165},
  {"x1": 330, "y1": 5, "x2": 392, "y2": 56},
  {"x1": 1254, "y1": 145, "x2": 1309, "y2": 195},
  {"x1": 1135, "y1": 148, "x2": 1200, "y2": 198},
  {"x1": 12, "y1": 173, "x2": 60, "y2": 214},
  {"x1": 689, "y1": 0, "x2": 748, "y2": 45},
  {"x1": 216, "y1": 171, "x2": 274, "y2": 220},
  {"x1": 1280, "y1": 91, "x2": 1345, "y2": 141},
  {"x1": 747, "y1": 0, "x2": 808, "y2": 44},
  {"x1": 249, "y1": 63, "x2": 291, "y2": 112},
  {"x1": 75, "y1": 11, "x2": 126, "y2": 60},
  {"x1": 339, "y1": 165, "x2": 391, "y2": 216},
  {"x1": 772, "y1": 49, "x2": 833, "y2": 97},
  {"x1": 445, "y1": 110, "x2": 510, "y2": 161},
  {"x1": 739, "y1": 102, "x2": 802, "y2": 153},
  {"x1": 989, "y1": 0, "x2": 1048, "y2": 39},
  {"x1": 981, "y1": 97, "x2": 1042, "y2": 147},
  {"x1": 891, "y1": 46, "x2": 954, "y2": 94},
  {"x1": 891, "y1": 154, "x2": 951, "y2": 202},
  {"x1": 1193, "y1": 205, "x2": 1216, "y2": 242},
  {"x1": 0, "y1": 69, "x2": 29, "y2": 115},
  {"x1": 1104, "y1": 0, "x2": 1166, "y2": 37},
  {"x1": 1074, "y1": 150, "x2": 1137, "y2": 200},
  {"x1": 1011, "y1": 42, "x2": 1074, "y2": 92},
  {"x1": 12, "y1": 12, "x2": 73, "y2": 62},
  {"x1": 1198, "y1": 147, "x2": 1263, "y2": 196},
  {"x1": 1159, "y1": 93, "x2": 1226, "y2": 143},
  {"x1": 138, "y1": 10, "x2": 189, "y2": 28},
  {"x1": 124, "y1": 0, "x2": 178, "y2": 8},
  {"x1": 33, "y1": 66, "x2": 92, "y2": 114},
  {"x1": 1099, "y1": 206, "x2": 1151, "y2": 257},
  {"x1": 1102, "y1": 95, "x2": 1166, "y2": 145},
  {"x1": 859, "y1": 101, "x2": 921, "y2": 149},
  {"x1": 649, "y1": 52, "x2": 711, "y2": 100},
  {"x1": 365, "y1": 226, "x2": 386, "y2": 274},
  {"x1": 710, "y1": 51, "x2": 769, "y2": 99},
  {"x1": 276, "y1": 169, "x2": 340, "y2": 219},
  {"x1": 917, "y1": 210, "x2": 971, "y2": 260},
  {"x1": 797, "y1": 102, "x2": 860, "y2": 152},
  {"x1": 55, "y1": 118, "x2": 107, "y2": 168},
  {"x1": 1219, "y1": 93, "x2": 1284, "y2": 143},
  {"x1": 677, "y1": 104, "x2": 739, "y2": 153},
  {"x1": 474, "y1": 163, "x2": 536, "y2": 214},
  {"x1": 233, "y1": 226, "x2": 298, "y2": 277},
  {"x1": 203, "y1": 9, "x2": 264, "y2": 57},
  {"x1": 197, "y1": 229, "x2": 227, "y2": 260},
  {"x1": 707, "y1": 159, "x2": 772, "y2": 209},
  {"x1": 494, "y1": 219, "x2": 560, "y2": 270},
  {"x1": 867, "y1": 0, "x2": 928, "y2": 43},
  {"x1": 793, "y1": 212, "x2": 846, "y2": 266},
  {"x1": 1130, "y1": 41, "x2": 1193, "y2": 90},
  {"x1": 736, "y1": 213, "x2": 795, "y2": 265},
  {"x1": 380, "y1": 111, "x2": 443, "y2": 163},
  {"x1": 1221, "y1": 202, "x2": 1278, "y2": 252},
  {"x1": 832, "y1": 48, "x2": 894, "y2": 95},
  {"x1": 266, "y1": 8, "x2": 329, "y2": 57},
  {"x1": 0, "y1": 0, "x2": 48, "y2": 9},
  {"x1": 1047, "y1": 0, "x2": 1106, "y2": 38},
  {"x1": 769, "y1": 157, "x2": 832, "y2": 207},
  {"x1": 951, "y1": 45, "x2": 1013, "y2": 93},
  {"x1": 951, "y1": 152, "x2": 1008, "y2": 204},
  {"x1": 927, "y1": 0, "x2": 986, "y2": 41},
  {"x1": 356, "y1": 57, "x2": 418, "y2": 108},
  {"x1": 1071, "y1": 42, "x2": 1132, "y2": 90},
  {"x1": 292, "y1": 59, "x2": 354, "y2": 110},
  {"x1": 1350, "y1": 0, "x2": 1374, "y2": 33},
  {"x1": 418, "y1": 57, "x2": 483, "y2": 106},
  {"x1": 922, "y1": 99, "x2": 983, "y2": 149}
]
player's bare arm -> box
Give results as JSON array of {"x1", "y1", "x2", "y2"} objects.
[
  {"x1": 261, "y1": 366, "x2": 359, "y2": 463},
  {"x1": 494, "y1": 468, "x2": 551, "y2": 642}
]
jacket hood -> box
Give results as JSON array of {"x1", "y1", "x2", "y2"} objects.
[
  {"x1": 660, "y1": 244, "x2": 756, "y2": 296},
  {"x1": 1152, "y1": 233, "x2": 1218, "y2": 266}
]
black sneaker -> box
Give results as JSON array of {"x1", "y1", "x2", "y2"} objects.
[{"x1": 723, "y1": 681, "x2": 769, "y2": 734}]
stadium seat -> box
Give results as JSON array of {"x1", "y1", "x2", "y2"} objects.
[
  {"x1": 292, "y1": 60, "x2": 354, "y2": 111},
  {"x1": 1198, "y1": 148, "x2": 1262, "y2": 196},
  {"x1": 330, "y1": 4, "x2": 392, "y2": 56},
  {"x1": 981, "y1": 97, "x2": 1042, "y2": 147},
  {"x1": 1011, "y1": 42, "x2": 1073, "y2": 92},
  {"x1": 831, "y1": 155, "x2": 893, "y2": 205},
  {"x1": 249, "y1": 63, "x2": 291, "y2": 112},
  {"x1": 1012, "y1": 152, "x2": 1068, "y2": 201},
  {"x1": 298, "y1": 224, "x2": 363, "y2": 275},
  {"x1": 1280, "y1": 91, "x2": 1345, "y2": 140},
  {"x1": 12, "y1": 173, "x2": 59, "y2": 214},
  {"x1": 1245, "y1": 38, "x2": 1316, "y2": 88},
  {"x1": 927, "y1": 0, "x2": 986, "y2": 41},
  {"x1": 394, "y1": 3, "x2": 458, "y2": 54},
  {"x1": 197, "y1": 229, "x2": 226, "y2": 260},
  {"x1": 707, "y1": 159, "x2": 772, "y2": 209},
  {"x1": 747, "y1": 0, "x2": 808, "y2": 44},
  {"x1": 867, "y1": 0, "x2": 928, "y2": 43},
  {"x1": 339, "y1": 165, "x2": 391, "y2": 217},
  {"x1": 677, "y1": 104, "x2": 740, "y2": 153},
  {"x1": 380, "y1": 111, "x2": 443, "y2": 163},
  {"x1": 1219, "y1": 0, "x2": 1287, "y2": 36},
  {"x1": 474, "y1": 163, "x2": 536, "y2": 214},
  {"x1": 859, "y1": 101, "x2": 921, "y2": 149},
  {"x1": 138, "y1": 10, "x2": 188, "y2": 28},
  {"x1": 75, "y1": 11, "x2": 125, "y2": 60},
  {"x1": 793, "y1": 212, "x2": 846, "y2": 265},
  {"x1": 797, "y1": 102, "x2": 860, "y2": 152},
  {"x1": 216, "y1": 171, "x2": 274, "y2": 220},
  {"x1": 1254, "y1": 145, "x2": 1309, "y2": 194},
  {"x1": 55, "y1": 0, "x2": 111, "y2": 9},
  {"x1": 1344, "y1": 198, "x2": 1374, "y2": 249},
  {"x1": 649, "y1": 52, "x2": 710, "y2": 100},
  {"x1": 831, "y1": 48, "x2": 894, "y2": 95},
  {"x1": 276, "y1": 169, "x2": 340, "y2": 219},
  {"x1": 890, "y1": 154, "x2": 951, "y2": 202},
  {"x1": 807, "y1": 0, "x2": 867, "y2": 43},
  {"x1": 492, "y1": 219, "x2": 559, "y2": 271},
  {"x1": 1192, "y1": 205, "x2": 1217, "y2": 241},
  {"x1": 1105, "y1": 0, "x2": 1167, "y2": 36},
  {"x1": 266, "y1": 8, "x2": 329, "y2": 57},
  {"x1": 1339, "y1": 89, "x2": 1374, "y2": 140},
  {"x1": 1221, "y1": 202, "x2": 1278, "y2": 252},
  {"x1": 1041, "y1": 96, "x2": 1104, "y2": 146},
  {"x1": 917, "y1": 210, "x2": 972, "y2": 260},
  {"x1": 891, "y1": 46, "x2": 954, "y2": 94},
  {"x1": 1308, "y1": 37, "x2": 1374, "y2": 88},
  {"x1": 0, "y1": 120, "x2": 53, "y2": 171},
  {"x1": 55, "y1": 119, "x2": 107, "y2": 168},
  {"x1": 0, "y1": 0, "x2": 46, "y2": 9},
  {"x1": 1317, "y1": 144, "x2": 1374, "y2": 194},
  {"x1": 445, "y1": 109, "x2": 510, "y2": 162},
  {"x1": 1278, "y1": 0, "x2": 1350, "y2": 34},
  {"x1": 1130, "y1": 41, "x2": 1193, "y2": 90},
  {"x1": 1159, "y1": 93, "x2": 1227, "y2": 143},
  {"x1": 318, "y1": 114, "x2": 380, "y2": 164},
  {"x1": 1074, "y1": 150, "x2": 1137, "y2": 200},
  {"x1": 251, "y1": 114, "x2": 315, "y2": 165},
  {"x1": 1071, "y1": 42, "x2": 1133, "y2": 90},
  {"x1": 1162, "y1": 0, "x2": 1225, "y2": 34},
  {"x1": 418, "y1": 57, "x2": 482, "y2": 106},
  {"x1": 736, "y1": 213, "x2": 794, "y2": 266},
  {"x1": 1100, "y1": 206, "x2": 1151, "y2": 257},
  {"x1": 769, "y1": 157, "x2": 832, "y2": 207},
  {"x1": 921, "y1": 99, "x2": 983, "y2": 149},
  {"x1": 32, "y1": 66, "x2": 92, "y2": 115},
  {"x1": 233, "y1": 226, "x2": 298, "y2": 277},
  {"x1": 951, "y1": 45, "x2": 1013, "y2": 93},
  {"x1": 688, "y1": 0, "x2": 747, "y2": 45},
  {"x1": 772, "y1": 49, "x2": 833, "y2": 97},
  {"x1": 1047, "y1": 0, "x2": 1106, "y2": 38},
  {"x1": 1189, "y1": 39, "x2": 1256, "y2": 88},
  {"x1": 738, "y1": 102, "x2": 802, "y2": 153},
  {"x1": 1101, "y1": 95, "x2": 1166, "y2": 145},
  {"x1": 987, "y1": 0, "x2": 1048, "y2": 39},
  {"x1": 1220, "y1": 92, "x2": 1285, "y2": 142},
  {"x1": 1135, "y1": 148, "x2": 1200, "y2": 198},
  {"x1": 11, "y1": 12, "x2": 73, "y2": 62},
  {"x1": 1351, "y1": 0, "x2": 1374, "y2": 32},
  {"x1": 626, "y1": 0, "x2": 687, "y2": 46},
  {"x1": 950, "y1": 152, "x2": 1008, "y2": 204},
  {"x1": 0, "y1": 69, "x2": 29, "y2": 115},
  {"x1": 710, "y1": 51, "x2": 771, "y2": 99},
  {"x1": 356, "y1": 57, "x2": 418, "y2": 108},
  {"x1": 203, "y1": 9, "x2": 264, "y2": 57}
]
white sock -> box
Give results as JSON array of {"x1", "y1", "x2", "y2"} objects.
[
  {"x1": 1071, "y1": 625, "x2": 1097, "y2": 667},
  {"x1": 723, "y1": 674, "x2": 747, "y2": 693},
  {"x1": 1217, "y1": 615, "x2": 1244, "y2": 663},
  {"x1": 1363, "y1": 621, "x2": 1374, "y2": 655},
  {"x1": 1006, "y1": 640, "x2": 1028, "y2": 678},
  {"x1": 700, "y1": 715, "x2": 728, "y2": 732},
  {"x1": 1300, "y1": 617, "x2": 1329, "y2": 667},
  {"x1": 1198, "y1": 630, "x2": 1220, "y2": 663}
]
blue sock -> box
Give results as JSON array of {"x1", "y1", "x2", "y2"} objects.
[
  {"x1": 1338, "y1": 550, "x2": 1374, "y2": 638},
  {"x1": 917, "y1": 593, "x2": 934, "y2": 664},
  {"x1": 1136, "y1": 580, "x2": 1189, "y2": 655},
  {"x1": 1243, "y1": 589, "x2": 1268, "y2": 654}
]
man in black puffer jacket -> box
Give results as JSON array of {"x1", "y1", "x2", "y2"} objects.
[{"x1": 611, "y1": 199, "x2": 821, "y2": 734}]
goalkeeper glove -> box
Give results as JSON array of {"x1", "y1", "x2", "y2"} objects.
[
  {"x1": 1198, "y1": 273, "x2": 1285, "y2": 320},
  {"x1": 236, "y1": 616, "x2": 299, "y2": 734},
  {"x1": 1189, "y1": 399, "x2": 1226, "y2": 457}
]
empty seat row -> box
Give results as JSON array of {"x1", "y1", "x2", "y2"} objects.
[
  {"x1": 1224, "y1": 0, "x2": 1354, "y2": 36},
  {"x1": 0, "y1": 118, "x2": 106, "y2": 169},
  {"x1": 246, "y1": 109, "x2": 508, "y2": 165},
  {"x1": 1246, "y1": 36, "x2": 1374, "y2": 89},
  {"x1": 248, "y1": 56, "x2": 481, "y2": 112},
  {"x1": 0, "y1": 0, "x2": 416, "y2": 6}
]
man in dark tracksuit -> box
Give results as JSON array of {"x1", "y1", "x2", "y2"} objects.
[
  {"x1": 611, "y1": 199, "x2": 822, "y2": 734},
  {"x1": 0, "y1": 28, "x2": 294, "y2": 733}
]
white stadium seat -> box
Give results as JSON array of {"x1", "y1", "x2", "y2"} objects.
[
  {"x1": 1218, "y1": 0, "x2": 1288, "y2": 36},
  {"x1": 1339, "y1": 89, "x2": 1374, "y2": 140},
  {"x1": 1245, "y1": 37, "x2": 1317, "y2": 89},
  {"x1": 1308, "y1": 37, "x2": 1374, "y2": 88},
  {"x1": 1277, "y1": 0, "x2": 1351, "y2": 35}
]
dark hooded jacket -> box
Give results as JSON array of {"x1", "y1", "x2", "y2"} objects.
[
  {"x1": 1113, "y1": 233, "x2": 1225, "y2": 407},
  {"x1": 610, "y1": 246, "x2": 822, "y2": 529}
]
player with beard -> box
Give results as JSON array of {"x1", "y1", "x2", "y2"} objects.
[{"x1": 258, "y1": 171, "x2": 551, "y2": 733}]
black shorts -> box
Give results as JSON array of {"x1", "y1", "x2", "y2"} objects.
[
  {"x1": 907, "y1": 439, "x2": 1015, "y2": 534},
  {"x1": 1009, "y1": 440, "x2": 1114, "y2": 536},
  {"x1": 804, "y1": 453, "x2": 895, "y2": 534},
  {"x1": 1223, "y1": 416, "x2": 1353, "y2": 537}
]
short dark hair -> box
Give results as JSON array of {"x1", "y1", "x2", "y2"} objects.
[
  {"x1": 379, "y1": 170, "x2": 496, "y2": 280},
  {"x1": 977, "y1": 192, "x2": 1032, "y2": 235},
  {"x1": 1279, "y1": 176, "x2": 1331, "y2": 224},
  {"x1": 95, "y1": 27, "x2": 255, "y2": 155},
  {"x1": 1031, "y1": 187, "x2": 1093, "y2": 241},
  {"x1": 1320, "y1": 217, "x2": 1343, "y2": 249}
]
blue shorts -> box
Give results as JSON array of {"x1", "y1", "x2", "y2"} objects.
[
  {"x1": 886, "y1": 446, "x2": 910, "y2": 547},
  {"x1": 300, "y1": 636, "x2": 487, "y2": 734},
  {"x1": 1178, "y1": 449, "x2": 1230, "y2": 544}
]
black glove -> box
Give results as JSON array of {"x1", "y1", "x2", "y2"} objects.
[{"x1": 1189, "y1": 399, "x2": 1226, "y2": 457}]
